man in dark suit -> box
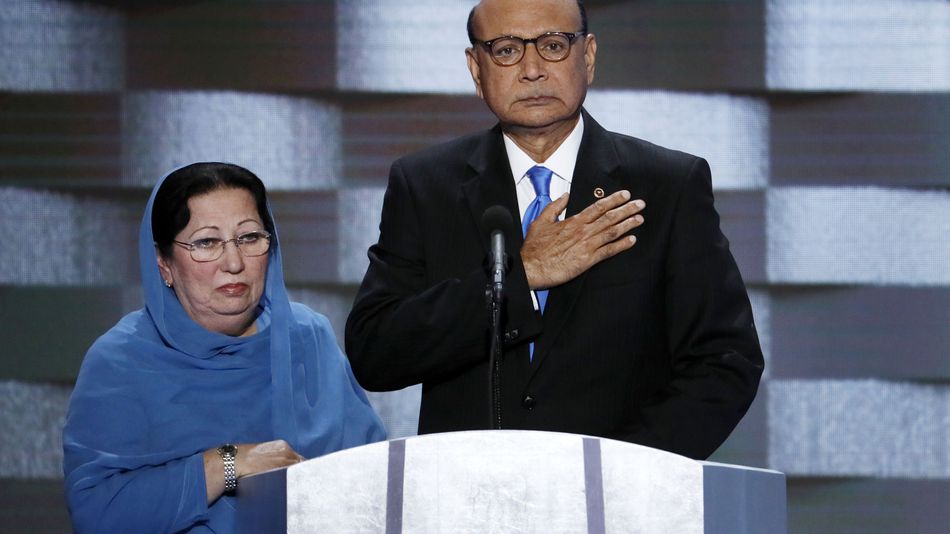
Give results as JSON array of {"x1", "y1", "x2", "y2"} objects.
[{"x1": 345, "y1": 0, "x2": 763, "y2": 460}]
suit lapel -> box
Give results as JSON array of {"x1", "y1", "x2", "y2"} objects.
[
  {"x1": 460, "y1": 125, "x2": 535, "y2": 381},
  {"x1": 529, "y1": 111, "x2": 625, "y2": 375},
  {"x1": 461, "y1": 125, "x2": 523, "y2": 255}
]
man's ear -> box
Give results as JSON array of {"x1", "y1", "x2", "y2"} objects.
[
  {"x1": 584, "y1": 33, "x2": 597, "y2": 85},
  {"x1": 466, "y1": 47, "x2": 485, "y2": 99}
]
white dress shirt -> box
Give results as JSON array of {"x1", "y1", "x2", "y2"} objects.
[
  {"x1": 503, "y1": 114, "x2": 585, "y2": 224},
  {"x1": 502, "y1": 114, "x2": 585, "y2": 309}
]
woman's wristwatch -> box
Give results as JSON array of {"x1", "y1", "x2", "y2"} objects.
[{"x1": 217, "y1": 444, "x2": 238, "y2": 493}]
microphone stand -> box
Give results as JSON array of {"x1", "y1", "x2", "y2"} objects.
[
  {"x1": 481, "y1": 205, "x2": 512, "y2": 431},
  {"x1": 487, "y1": 231, "x2": 505, "y2": 430}
]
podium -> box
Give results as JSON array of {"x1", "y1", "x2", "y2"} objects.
[{"x1": 238, "y1": 430, "x2": 786, "y2": 533}]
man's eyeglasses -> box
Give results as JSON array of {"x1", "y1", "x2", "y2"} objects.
[
  {"x1": 473, "y1": 31, "x2": 586, "y2": 66},
  {"x1": 173, "y1": 231, "x2": 271, "y2": 262}
]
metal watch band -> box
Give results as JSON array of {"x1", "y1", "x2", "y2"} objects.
[{"x1": 217, "y1": 444, "x2": 237, "y2": 493}]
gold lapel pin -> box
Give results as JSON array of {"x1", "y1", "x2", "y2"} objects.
[{"x1": 593, "y1": 187, "x2": 605, "y2": 199}]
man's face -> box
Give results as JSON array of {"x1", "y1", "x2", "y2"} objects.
[{"x1": 466, "y1": 0, "x2": 596, "y2": 133}]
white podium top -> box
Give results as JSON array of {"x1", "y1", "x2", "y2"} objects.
[{"x1": 239, "y1": 430, "x2": 786, "y2": 533}]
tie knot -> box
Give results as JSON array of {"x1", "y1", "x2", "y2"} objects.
[{"x1": 526, "y1": 165, "x2": 553, "y2": 198}]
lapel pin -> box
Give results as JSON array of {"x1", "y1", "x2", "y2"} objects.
[{"x1": 593, "y1": 187, "x2": 605, "y2": 199}]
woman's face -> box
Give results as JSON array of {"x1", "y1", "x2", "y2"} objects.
[{"x1": 157, "y1": 187, "x2": 269, "y2": 337}]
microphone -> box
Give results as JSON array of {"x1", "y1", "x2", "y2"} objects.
[
  {"x1": 481, "y1": 205, "x2": 514, "y2": 294},
  {"x1": 481, "y1": 206, "x2": 514, "y2": 430}
]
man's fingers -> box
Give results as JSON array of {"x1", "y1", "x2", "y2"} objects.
[
  {"x1": 579, "y1": 190, "x2": 631, "y2": 223},
  {"x1": 601, "y1": 212, "x2": 645, "y2": 244},
  {"x1": 595, "y1": 197, "x2": 645, "y2": 228},
  {"x1": 539, "y1": 192, "x2": 570, "y2": 221},
  {"x1": 543, "y1": 191, "x2": 645, "y2": 229},
  {"x1": 523, "y1": 189, "x2": 644, "y2": 288},
  {"x1": 595, "y1": 234, "x2": 638, "y2": 262}
]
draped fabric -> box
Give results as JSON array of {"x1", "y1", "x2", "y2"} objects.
[{"x1": 62, "y1": 169, "x2": 386, "y2": 533}]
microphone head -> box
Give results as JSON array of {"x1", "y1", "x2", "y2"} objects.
[{"x1": 481, "y1": 205, "x2": 514, "y2": 235}]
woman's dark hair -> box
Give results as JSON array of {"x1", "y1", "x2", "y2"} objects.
[{"x1": 152, "y1": 162, "x2": 274, "y2": 259}]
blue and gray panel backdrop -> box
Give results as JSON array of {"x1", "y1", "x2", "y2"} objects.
[{"x1": 1, "y1": 0, "x2": 948, "y2": 532}]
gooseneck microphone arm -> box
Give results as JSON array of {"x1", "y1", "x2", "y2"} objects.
[{"x1": 481, "y1": 206, "x2": 513, "y2": 430}]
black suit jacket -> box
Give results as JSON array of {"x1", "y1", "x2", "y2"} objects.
[{"x1": 345, "y1": 111, "x2": 763, "y2": 460}]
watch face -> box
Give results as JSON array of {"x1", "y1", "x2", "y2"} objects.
[{"x1": 219, "y1": 444, "x2": 237, "y2": 456}]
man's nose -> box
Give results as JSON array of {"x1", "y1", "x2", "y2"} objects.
[{"x1": 520, "y1": 43, "x2": 547, "y2": 80}]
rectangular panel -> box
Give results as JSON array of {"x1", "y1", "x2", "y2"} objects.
[
  {"x1": 337, "y1": 187, "x2": 384, "y2": 284},
  {"x1": 270, "y1": 191, "x2": 339, "y2": 285},
  {"x1": 771, "y1": 286, "x2": 950, "y2": 379},
  {"x1": 0, "y1": 187, "x2": 142, "y2": 285},
  {"x1": 0, "y1": 94, "x2": 122, "y2": 187},
  {"x1": 788, "y1": 477, "x2": 950, "y2": 534},
  {"x1": 337, "y1": 0, "x2": 476, "y2": 93},
  {"x1": 0, "y1": 0, "x2": 124, "y2": 92},
  {"x1": 708, "y1": 385, "x2": 768, "y2": 469},
  {"x1": 0, "y1": 287, "x2": 128, "y2": 381},
  {"x1": 403, "y1": 432, "x2": 588, "y2": 532},
  {"x1": 769, "y1": 379, "x2": 950, "y2": 478},
  {"x1": 286, "y1": 442, "x2": 389, "y2": 532},
  {"x1": 126, "y1": 1, "x2": 336, "y2": 91},
  {"x1": 0, "y1": 479, "x2": 72, "y2": 532},
  {"x1": 767, "y1": 0, "x2": 949, "y2": 91},
  {"x1": 342, "y1": 95, "x2": 494, "y2": 186},
  {"x1": 0, "y1": 381, "x2": 70, "y2": 478},
  {"x1": 122, "y1": 92, "x2": 341, "y2": 190},
  {"x1": 771, "y1": 94, "x2": 950, "y2": 187},
  {"x1": 767, "y1": 187, "x2": 950, "y2": 285},
  {"x1": 716, "y1": 190, "x2": 766, "y2": 284},
  {"x1": 592, "y1": 0, "x2": 765, "y2": 90},
  {"x1": 584, "y1": 90, "x2": 770, "y2": 190}
]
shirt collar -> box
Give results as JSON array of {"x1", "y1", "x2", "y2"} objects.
[{"x1": 503, "y1": 113, "x2": 585, "y2": 184}]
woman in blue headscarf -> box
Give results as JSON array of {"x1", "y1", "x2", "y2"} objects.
[{"x1": 63, "y1": 162, "x2": 386, "y2": 533}]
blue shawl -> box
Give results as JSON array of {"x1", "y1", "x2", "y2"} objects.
[{"x1": 63, "y1": 170, "x2": 386, "y2": 533}]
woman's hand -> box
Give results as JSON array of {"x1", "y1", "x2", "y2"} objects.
[
  {"x1": 203, "y1": 439, "x2": 304, "y2": 503},
  {"x1": 234, "y1": 439, "x2": 305, "y2": 477}
]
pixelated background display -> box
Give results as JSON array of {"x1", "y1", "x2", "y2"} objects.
[{"x1": 1, "y1": 1, "x2": 948, "y2": 531}]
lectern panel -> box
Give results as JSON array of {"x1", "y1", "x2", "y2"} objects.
[{"x1": 238, "y1": 430, "x2": 786, "y2": 533}]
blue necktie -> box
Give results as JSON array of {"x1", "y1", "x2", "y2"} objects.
[
  {"x1": 522, "y1": 165, "x2": 553, "y2": 361},
  {"x1": 522, "y1": 165, "x2": 553, "y2": 311}
]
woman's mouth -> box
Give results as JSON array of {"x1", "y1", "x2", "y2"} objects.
[{"x1": 217, "y1": 283, "x2": 249, "y2": 296}]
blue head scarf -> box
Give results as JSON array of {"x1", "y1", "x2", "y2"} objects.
[{"x1": 63, "y1": 163, "x2": 385, "y2": 533}]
